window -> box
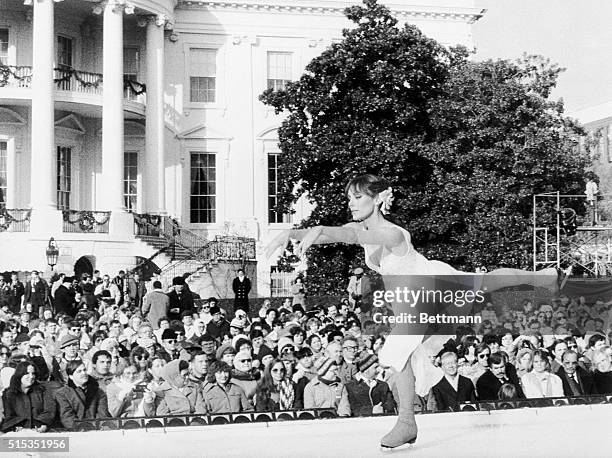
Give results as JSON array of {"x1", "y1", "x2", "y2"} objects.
[
  {"x1": 268, "y1": 153, "x2": 290, "y2": 223},
  {"x1": 190, "y1": 49, "x2": 216, "y2": 103},
  {"x1": 190, "y1": 153, "x2": 216, "y2": 223},
  {"x1": 0, "y1": 29, "x2": 8, "y2": 65},
  {"x1": 124, "y1": 151, "x2": 138, "y2": 211},
  {"x1": 57, "y1": 146, "x2": 71, "y2": 210},
  {"x1": 124, "y1": 47, "x2": 139, "y2": 99},
  {"x1": 57, "y1": 36, "x2": 73, "y2": 90},
  {"x1": 0, "y1": 141, "x2": 7, "y2": 208},
  {"x1": 267, "y1": 52, "x2": 292, "y2": 91},
  {"x1": 270, "y1": 267, "x2": 296, "y2": 297}
]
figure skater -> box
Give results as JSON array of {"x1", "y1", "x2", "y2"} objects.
[{"x1": 267, "y1": 174, "x2": 559, "y2": 449}]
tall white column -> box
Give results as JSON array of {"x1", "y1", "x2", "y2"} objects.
[
  {"x1": 101, "y1": 0, "x2": 125, "y2": 213},
  {"x1": 30, "y1": 0, "x2": 56, "y2": 211},
  {"x1": 145, "y1": 16, "x2": 165, "y2": 214}
]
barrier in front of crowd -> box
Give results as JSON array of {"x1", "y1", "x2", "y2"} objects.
[{"x1": 70, "y1": 394, "x2": 612, "y2": 432}]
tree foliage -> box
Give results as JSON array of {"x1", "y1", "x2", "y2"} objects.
[{"x1": 260, "y1": 0, "x2": 591, "y2": 295}]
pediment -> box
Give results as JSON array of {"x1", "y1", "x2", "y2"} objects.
[
  {"x1": 257, "y1": 126, "x2": 279, "y2": 140},
  {"x1": 0, "y1": 108, "x2": 26, "y2": 125},
  {"x1": 177, "y1": 123, "x2": 232, "y2": 140},
  {"x1": 54, "y1": 114, "x2": 85, "y2": 134}
]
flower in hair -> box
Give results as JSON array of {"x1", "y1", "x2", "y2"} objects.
[{"x1": 378, "y1": 187, "x2": 394, "y2": 215}]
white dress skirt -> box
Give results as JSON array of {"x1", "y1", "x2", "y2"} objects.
[{"x1": 363, "y1": 225, "x2": 480, "y2": 396}]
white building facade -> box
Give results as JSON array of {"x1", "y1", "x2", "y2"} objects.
[{"x1": 0, "y1": 0, "x2": 483, "y2": 297}]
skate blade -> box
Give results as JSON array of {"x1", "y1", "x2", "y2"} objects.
[{"x1": 380, "y1": 438, "x2": 416, "y2": 452}]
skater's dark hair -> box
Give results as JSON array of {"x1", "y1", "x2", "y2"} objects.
[{"x1": 345, "y1": 174, "x2": 390, "y2": 197}]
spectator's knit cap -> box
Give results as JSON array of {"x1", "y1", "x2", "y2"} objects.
[
  {"x1": 277, "y1": 337, "x2": 294, "y2": 355},
  {"x1": 314, "y1": 356, "x2": 335, "y2": 376},
  {"x1": 172, "y1": 276, "x2": 186, "y2": 286},
  {"x1": 232, "y1": 335, "x2": 250, "y2": 349},
  {"x1": 60, "y1": 334, "x2": 79, "y2": 349},
  {"x1": 14, "y1": 334, "x2": 29, "y2": 345},
  {"x1": 28, "y1": 336, "x2": 45, "y2": 348},
  {"x1": 161, "y1": 329, "x2": 178, "y2": 341},
  {"x1": 216, "y1": 343, "x2": 236, "y2": 360},
  {"x1": 353, "y1": 267, "x2": 364, "y2": 275},
  {"x1": 230, "y1": 318, "x2": 244, "y2": 329},
  {"x1": 356, "y1": 353, "x2": 378, "y2": 372},
  {"x1": 209, "y1": 306, "x2": 221, "y2": 316},
  {"x1": 257, "y1": 344, "x2": 274, "y2": 361}
]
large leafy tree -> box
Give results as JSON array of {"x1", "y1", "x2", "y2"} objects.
[{"x1": 260, "y1": 0, "x2": 591, "y2": 295}]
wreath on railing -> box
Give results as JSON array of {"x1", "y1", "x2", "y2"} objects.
[
  {"x1": 62, "y1": 210, "x2": 111, "y2": 232},
  {"x1": 0, "y1": 64, "x2": 32, "y2": 87},
  {"x1": 0, "y1": 208, "x2": 32, "y2": 231},
  {"x1": 54, "y1": 67, "x2": 104, "y2": 88},
  {"x1": 124, "y1": 78, "x2": 146, "y2": 95}
]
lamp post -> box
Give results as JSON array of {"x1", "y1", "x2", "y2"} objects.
[{"x1": 46, "y1": 237, "x2": 59, "y2": 270}]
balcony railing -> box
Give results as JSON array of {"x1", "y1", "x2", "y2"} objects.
[
  {"x1": 0, "y1": 64, "x2": 146, "y2": 103},
  {"x1": 62, "y1": 210, "x2": 111, "y2": 234},
  {"x1": 0, "y1": 208, "x2": 31, "y2": 233}
]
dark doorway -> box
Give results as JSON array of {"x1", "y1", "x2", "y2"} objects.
[{"x1": 74, "y1": 256, "x2": 94, "y2": 280}]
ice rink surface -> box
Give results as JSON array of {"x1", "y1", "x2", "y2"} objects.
[{"x1": 7, "y1": 404, "x2": 612, "y2": 457}]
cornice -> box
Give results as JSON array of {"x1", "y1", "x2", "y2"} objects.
[{"x1": 176, "y1": 1, "x2": 485, "y2": 23}]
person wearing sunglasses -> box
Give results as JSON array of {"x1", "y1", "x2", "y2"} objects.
[
  {"x1": 129, "y1": 346, "x2": 151, "y2": 382},
  {"x1": 158, "y1": 328, "x2": 180, "y2": 361},
  {"x1": 466, "y1": 342, "x2": 490, "y2": 390},
  {"x1": 0, "y1": 345, "x2": 11, "y2": 371},
  {"x1": 202, "y1": 360, "x2": 250, "y2": 413},
  {"x1": 230, "y1": 349, "x2": 259, "y2": 407},
  {"x1": 255, "y1": 358, "x2": 296, "y2": 412}
]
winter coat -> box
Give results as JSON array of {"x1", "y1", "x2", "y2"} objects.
[
  {"x1": 231, "y1": 369, "x2": 260, "y2": 406},
  {"x1": 303, "y1": 377, "x2": 346, "y2": 411},
  {"x1": 1, "y1": 383, "x2": 56, "y2": 431},
  {"x1": 338, "y1": 377, "x2": 396, "y2": 417},
  {"x1": 141, "y1": 290, "x2": 170, "y2": 330},
  {"x1": 55, "y1": 377, "x2": 110, "y2": 430},
  {"x1": 202, "y1": 382, "x2": 251, "y2": 413}
]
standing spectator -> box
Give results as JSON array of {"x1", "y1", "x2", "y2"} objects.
[
  {"x1": 144, "y1": 359, "x2": 206, "y2": 415},
  {"x1": 167, "y1": 277, "x2": 194, "y2": 322},
  {"x1": 56, "y1": 360, "x2": 110, "y2": 430},
  {"x1": 427, "y1": 352, "x2": 476, "y2": 412},
  {"x1": 125, "y1": 273, "x2": 147, "y2": 310},
  {"x1": 1, "y1": 362, "x2": 55, "y2": 432},
  {"x1": 23, "y1": 271, "x2": 49, "y2": 316},
  {"x1": 54, "y1": 276, "x2": 76, "y2": 317},
  {"x1": 202, "y1": 360, "x2": 250, "y2": 413},
  {"x1": 556, "y1": 350, "x2": 596, "y2": 396},
  {"x1": 113, "y1": 271, "x2": 127, "y2": 305},
  {"x1": 291, "y1": 277, "x2": 307, "y2": 310},
  {"x1": 141, "y1": 280, "x2": 170, "y2": 330},
  {"x1": 346, "y1": 267, "x2": 372, "y2": 313},
  {"x1": 255, "y1": 359, "x2": 295, "y2": 411},
  {"x1": 94, "y1": 275, "x2": 121, "y2": 305},
  {"x1": 232, "y1": 269, "x2": 251, "y2": 314},
  {"x1": 304, "y1": 357, "x2": 346, "y2": 410},
  {"x1": 339, "y1": 353, "x2": 395, "y2": 417},
  {"x1": 8, "y1": 273, "x2": 24, "y2": 314},
  {"x1": 476, "y1": 353, "x2": 524, "y2": 400}
]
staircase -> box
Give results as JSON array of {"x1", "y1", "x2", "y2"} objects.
[{"x1": 136, "y1": 235, "x2": 192, "y2": 260}]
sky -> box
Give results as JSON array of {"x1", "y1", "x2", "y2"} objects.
[{"x1": 472, "y1": 0, "x2": 612, "y2": 115}]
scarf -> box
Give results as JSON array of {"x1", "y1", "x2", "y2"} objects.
[
  {"x1": 317, "y1": 375, "x2": 340, "y2": 386},
  {"x1": 278, "y1": 380, "x2": 295, "y2": 410}
]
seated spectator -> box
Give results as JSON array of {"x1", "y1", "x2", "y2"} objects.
[
  {"x1": 427, "y1": 352, "x2": 476, "y2": 412},
  {"x1": 498, "y1": 383, "x2": 520, "y2": 400},
  {"x1": 556, "y1": 350, "x2": 595, "y2": 396},
  {"x1": 145, "y1": 359, "x2": 206, "y2": 416},
  {"x1": 1, "y1": 361, "x2": 55, "y2": 432},
  {"x1": 476, "y1": 353, "x2": 524, "y2": 400},
  {"x1": 206, "y1": 306, "x2": 231, "y2": 343},
  {"x1": 304, "y1": 357, "x2": 346, "y2": 410},
  {"x1": 515, "y1": 348, "x2": 534, "y2": 379},
  {"x1": 158, "y1": 329, "x2": 180, "y2": 361},
  {"x1": 216, "y1": 343, "x2": 236, "y2": 366},
  {"x1": 130, "y1": 346, "x2": 150, "y2": 382},
  {"x1": 592, "y1": 350, "x2": 612, "y2": 394},
  {"x1": 51, "y1": 334, "x2": 82, "y2": 384},
  {"x1": 521, "y1": 350, "x2": 563, "y2": 398},
  {"x1": 107, "y1": 364, "x2": 148, "y2": 417},
  {"x1": 141, "y1": 356, "x2": 166, "y2": 389},
  {"x1": 88, "y1": 350, "x2": 114, "y2": 392},
  {"x1": 56, "y1": 360, "x2": 110, "y2": 430},
  {"x1": 231, "y1": 350, "x2": 259, "y2": 406},
  {"x1": 188, "y1": 351, "x2": 209, "y2": 390},
  {"x1": 293, "y1": 347, "x2": 317, "y2": 383},
  {"x1": 202, "y1": 361, "x2": 250, "y2": 413},
  {"x1": 255, "y1": 359, "x2": 296, "y2": 411},
  {"x1": 338, "y1": 337, "x2": 359, "y2": 384},
  {"x1": 339, "y1": 353, "x2": 395, "y2": 417},
  {"x1": 199, "y1": 334, "x2": 217, "y2": 361},
  {"x1": 548, "y1": 339, "x2": 568, "y2": 374},
  {"x1": 466, "y1": 342, "x2": 490, "y2": 391}
]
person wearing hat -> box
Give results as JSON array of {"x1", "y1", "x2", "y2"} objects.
[
  {"x1": 232, "y1": 268, "x2": 251, "y2": 315},
  {"x1": 338, "y1": 353, "x2": 396, "y2": 417},
  {"x1": 206, "y1": 306, "x2": 230, "y2": 343},
  {"x1": 50, "y1": 334, "x2": 82, "y2": 384},
  {"x1": 303, "y1": 355, "x2": 348, "y2": 413},
  {"x1": 166, "y1": 276, "x2": 194, "y2": 322},
  {"x1": 158, "y1": 329, "x2": 180, "y2": 361},
  {"x1": 231, "y1": 349, "x2": 260, "y2": 406},
  {"x1": 346, "y1": 266, "x2": 373, "y2": 313},
  {"x1": 229, "y1": 318, "x2": 245, "y2": 338},
  {"x1": 215, "y1": 342, "x2": 236, "y2": 366}
]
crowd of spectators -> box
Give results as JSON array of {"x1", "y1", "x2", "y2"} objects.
[{"x1": 0, "y1": 269, "x2": 611, "y2": 433}]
